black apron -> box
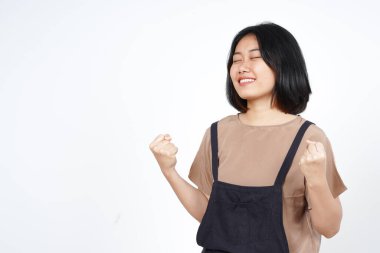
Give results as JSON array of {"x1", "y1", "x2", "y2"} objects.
[{"x1": 196, "y1": 120, "x2": 314, "y2": 253}]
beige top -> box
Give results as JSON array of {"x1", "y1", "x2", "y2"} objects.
[{"x1": 188, "y1": 113, "x2": 347, "y2": 253}]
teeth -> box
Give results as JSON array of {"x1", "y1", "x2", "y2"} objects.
[{"x1": 240, "y1": 78, "x2": 255, "y2": 83}]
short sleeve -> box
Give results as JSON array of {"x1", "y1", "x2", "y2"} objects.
[
  {"x1": 305, "y1": 131, "x2": 348, "y2": 208},
  {"x1": 188, "y1": 127, "x2": 213, "y2": 196}
]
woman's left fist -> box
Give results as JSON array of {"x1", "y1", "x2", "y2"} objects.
[{"x1": 299, "y1": 139, "x2": 327, "y2": 183}]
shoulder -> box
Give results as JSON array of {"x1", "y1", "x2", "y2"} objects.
[
  {"x1": 211, "y1": 114, "x2": 236, "y2": 125},
  {"x1": 298, "y1": 118, "x2": 335, "y2": 152},
  {"x1": 303, "y1": 119, "x2": 329, "y2": 142},
  {"x1": 201, "y1": 114, "x2": 237, "y2": 131},
  {"x1": 204, "y1": 114, "x2": 331, "y2": 140},
  {"x1": 207, "y1": 114, "x2": 238, "y2": 134},
  {"x1": 198, "y1": 114, "x2": 235, "y2": 140}
]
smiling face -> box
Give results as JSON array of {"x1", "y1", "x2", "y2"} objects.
[{"x1": 229, "y1": 34, "x2": 277, "y2": 106}]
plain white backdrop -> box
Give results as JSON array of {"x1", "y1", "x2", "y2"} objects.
[{"x1": 0, "y1": 0, "x2": 379, "y2": 252}]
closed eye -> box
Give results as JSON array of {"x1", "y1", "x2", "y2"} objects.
[{"x1": 233, "y1": 57, "x2": 261, "y2": 63}]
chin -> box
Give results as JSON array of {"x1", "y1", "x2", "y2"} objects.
[{"x1": 237, "y1": 93, "x2": 261, "y2": 100}]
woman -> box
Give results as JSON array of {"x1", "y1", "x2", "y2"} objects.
[{"x1": 149, "y1": 21, "x2": 347, "y2": 253}]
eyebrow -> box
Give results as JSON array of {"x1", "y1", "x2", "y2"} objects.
[{"x1": 233, "y1": 48, "x2": 260, "y2": 55}]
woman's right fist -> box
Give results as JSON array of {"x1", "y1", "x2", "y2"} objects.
[{"x1": 149, "y1": 134, "x2": 178, "y2": 175}]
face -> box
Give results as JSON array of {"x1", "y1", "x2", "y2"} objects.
[{"x1": 229, "y1": 34, "x2": 276, "y2": 104}]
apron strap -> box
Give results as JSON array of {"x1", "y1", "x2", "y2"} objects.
[
  {"x1": 274, "y1": 120, "x2": 315, "y2": 187},
  {"x1": 210, "y1": 121, "x2": 219, "y2": 182}
]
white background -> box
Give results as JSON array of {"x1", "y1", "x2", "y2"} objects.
[{"x1": 0, "y1": 0, "x2": 379, "y2": 252}]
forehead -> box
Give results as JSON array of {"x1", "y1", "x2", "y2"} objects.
[{"x1": 234, "y1": 34, "x2": 259, "y2": 53}]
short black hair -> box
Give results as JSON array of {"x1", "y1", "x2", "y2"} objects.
[{"x1": 226, "y1": 21, "x2": 312, "y2": 114}]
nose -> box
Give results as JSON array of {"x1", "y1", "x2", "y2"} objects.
[
  {"x1": 238, "y1": 61, "x2": 250, "y2": 74},
  {"x1": 239, "y1": 68, "x2": 248, "y2": 74}
]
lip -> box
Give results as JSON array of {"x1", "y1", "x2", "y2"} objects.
[
  {"x1": 238, "y1": 76, "x2": 256, "y2": 82},
  {"x1": 238, "y1": 76, "x2": 256, "y2": 86},
  {"x1": 239, "y1": 81, "x2": 254, "y2": 86}
]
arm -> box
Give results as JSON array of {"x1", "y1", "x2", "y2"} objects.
[
  {"x1": 306, "y1": 178, "x2": 343, "y2": 238},
  {"x1": 164, "y1": 169, "x2": 209, "y2": 222},
  {"x1": 149, "y1": 133, "x2": 209, "y2": 223},
  {"x1": 300, "y1": 140, "x2": 343, "y2": 238}
]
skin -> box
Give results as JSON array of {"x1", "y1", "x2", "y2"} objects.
[
  {"x1": 149, "y1": 134, "x2": 209, "y2": 223},
  {"x1": 149, "y1": 33, "x2": 342, "y2": 238}
]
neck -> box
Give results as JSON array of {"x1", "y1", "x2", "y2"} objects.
[
  {"x1": 245, "y1": 108, "x2": 286, "y2": 120},
  {"x1": 240, "y1": 100, "x2": 295, "y2": 126}
]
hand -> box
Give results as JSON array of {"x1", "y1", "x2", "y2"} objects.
[
  {"x1": 299, "y1": 139, "x2": 327, "y2": 184},
  {"x1": 149, "y1": 134, "x2": 178, "y2": 175}
]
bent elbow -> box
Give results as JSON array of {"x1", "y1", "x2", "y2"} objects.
[
  {"x1": 313, "y1": 216, "x2": 341, "y2": 238},
  {"x1": 314, "y1": 206, "x2": 343, "y2": 238},
  {"x1": 320, "y1": 224, "x2": 340, "y2": 238},
  {"x1": 323, "y1": 229, "x2": 339, "y2": 238}
]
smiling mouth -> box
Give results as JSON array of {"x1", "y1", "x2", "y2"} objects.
[{"x1": 239, "y1": 78, "x2": 255, "y2": 86}]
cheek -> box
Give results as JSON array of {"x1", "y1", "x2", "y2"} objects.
[
  {"x1": 268, "y1": 71, "x2": 277, "y2": 84},
  {"x1": 263, "y1": 70, "x2": 276, "y2": 82},
  {"x1": 257, "y1": 65, "x2": 276, "y2": 82},
  {"x1": 229, "y1": 67, "x2": 235, "y2": 80}
]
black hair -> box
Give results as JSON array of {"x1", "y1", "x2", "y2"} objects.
[{"x1": 226, "y1": 21, "x2": 312, "y2": 114}]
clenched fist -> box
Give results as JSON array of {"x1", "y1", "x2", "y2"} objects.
[
  {"x1": 299, "y1": 140, "x2": 327, "y2": 184},
  {"x1": 149, "y1": 134, "x2": 178, "y2": 175}
]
